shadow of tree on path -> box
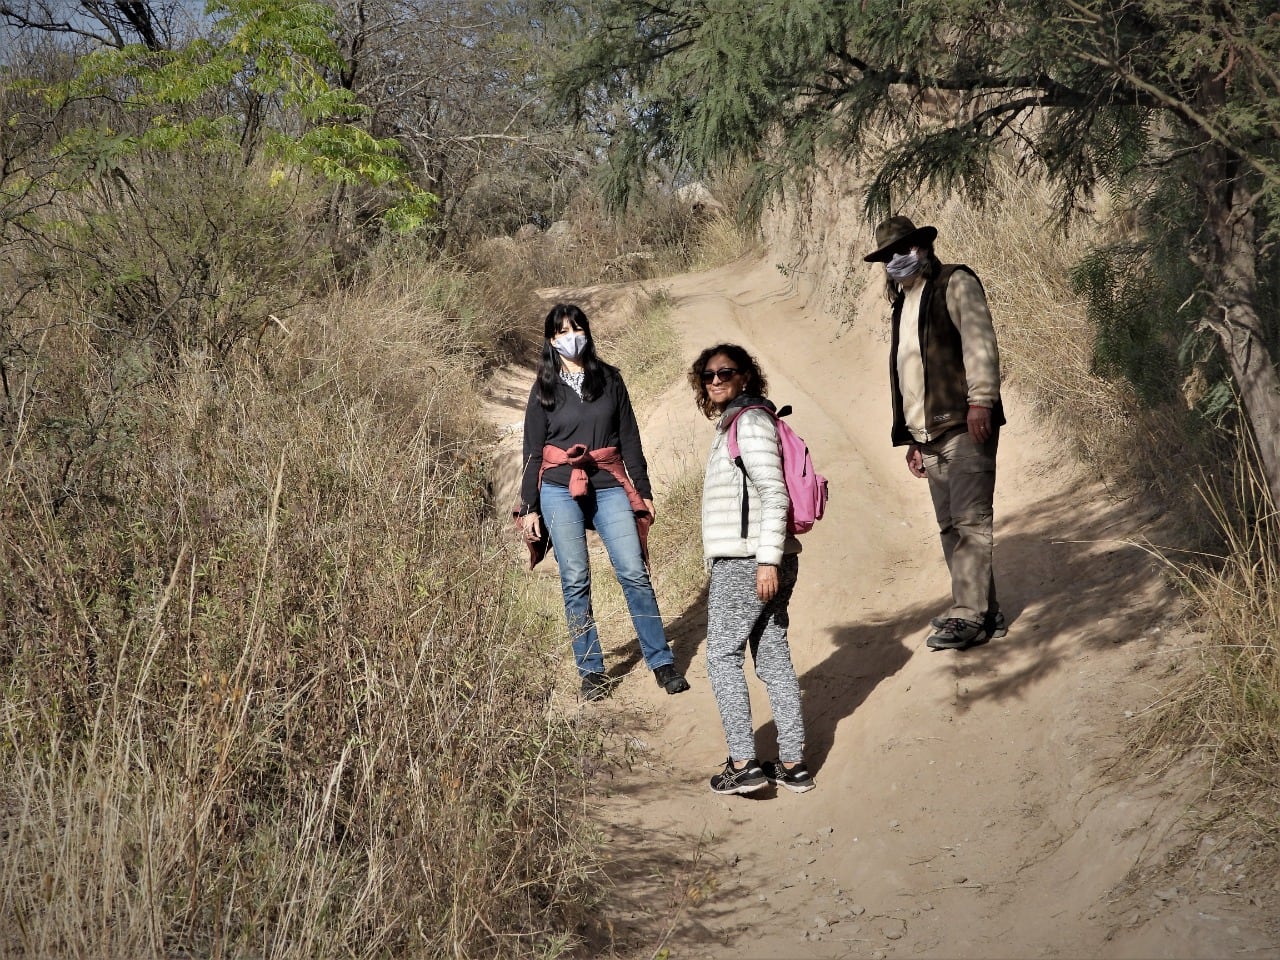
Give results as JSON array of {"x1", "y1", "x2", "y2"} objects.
[{"x1": 582, "y1": 475, "x2": 1173, "y2": 955}]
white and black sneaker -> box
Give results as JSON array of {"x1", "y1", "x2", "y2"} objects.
[
  {"x1": 709, "y1": 758, "x2": 768, "y2": 795},
  {"x1": 761, "y1": 759, "x2": 816, "y2": 794}
]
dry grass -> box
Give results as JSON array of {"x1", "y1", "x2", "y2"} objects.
[
  {"x1": 0, "y1": 161, "x2": 750, "y2": 954},
  {"x1": 0, "y1": 257, "x2": 601, "y2": 957},
  {"x1": 0, "y1": 43, "x2": 744, "y2": 957},
  {"x1": 598, "y1": 292, "x2": 684, "y2": 410},
  {"x1": 928, "y1": 173, "x2": 1134, "y2": 449},
  {"x1": 682, "y1": 214, "x2": 763, "y2": 273},
  {"x1": 463, "y1": 178, "x2": 760, "y2": 317},
  {"x1": 1140, "y1": 445, "x2": 1280, "y2": 844}
]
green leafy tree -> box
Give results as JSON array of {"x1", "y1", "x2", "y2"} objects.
[
  {"x1": 2, "y1": 0, "x2": 436, "y2": 252},
  {"x1": 548, "y1": 0, "x2": 1280, "y2": 505},
  {"x1": 0, "y1": 0, "x2": 441, "y2": 461},
  {"x1": 59, "y1": 0, "x2": 436, "y2": 226}
]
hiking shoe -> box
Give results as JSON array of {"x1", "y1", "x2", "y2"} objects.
[
  {"x1": 654, "y1": 664, "x2": 690, "y2": 694},
  {"x1": 926, "y1": 617, "x2": 989, "y2": 651},
  {"x1": 709, "y1": 758, "x2": 768, "y2": 795},
  {"x1": 931, "y1": 610, "x2": 1006, "y2": 638},
  {"x1": 580, "y1": 672, "x2": 610, "y2": 702},
  {"x1": 986, "y1": 609, "x2": 1007, "y2": 639},
  {"x1": 761, "y1": 759, "x2": 816, "y2": 794}
]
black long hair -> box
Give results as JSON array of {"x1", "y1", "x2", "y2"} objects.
[{"x1": 536, "y1": 303, "x2": 609, "y2": 409}]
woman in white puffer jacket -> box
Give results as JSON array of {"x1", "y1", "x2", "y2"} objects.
[{"x1": 690, "y1": 343, "x2": 813, "y2": 797}]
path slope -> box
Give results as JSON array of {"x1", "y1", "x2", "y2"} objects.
[{"x1": 496, "y1": 254, "x2": 1277, "y2": 959}]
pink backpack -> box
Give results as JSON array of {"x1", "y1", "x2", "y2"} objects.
[{"x1": 726, "y1": 404, "x2": 829, "y2": 535}]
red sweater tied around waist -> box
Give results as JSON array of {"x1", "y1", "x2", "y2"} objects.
[{"x1": 514, "y1": 444, "x2": 652, "y2": 570}]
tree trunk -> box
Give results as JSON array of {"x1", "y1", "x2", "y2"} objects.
[{"x1": 1204, "y1": 175, "x2": 1280, "y2": 510}]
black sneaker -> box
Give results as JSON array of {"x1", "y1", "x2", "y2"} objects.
[
  {"x1": 762, "y1": 759, "x2": 816, "y2": 794},
  {"x1": 653, "y1": 664, "x2": 690, "y2": 694},
  {"x1": 709, "y1": 758, "x2": 768, "y2": 795},
  {"x1": 926, "y1": 617, "x2": 989, "y2": 651},
  {"x1": 931, "y1": 610, "x2": 1006, "y2": 638},
  {"x1": 580, "y1": 672, "x2": 610, "y2": 702}
]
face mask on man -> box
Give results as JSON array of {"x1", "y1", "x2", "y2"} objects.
[
  {"x1": 553, "y1": 331, "x2": 588, "y2": 359},
  {"x1": 885, "y1": 249, "x2": 923, "y2": 282}
]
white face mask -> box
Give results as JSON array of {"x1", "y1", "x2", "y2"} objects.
[
  {"x1": 553, "y1": 331, "x2": 588, "y2": 359},
  {"x1": 886, "y1": 249, "x2": 923, "y2": 282}
]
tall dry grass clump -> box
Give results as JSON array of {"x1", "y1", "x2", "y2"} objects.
[
  {"x1": 931, "y1": 177, "x2": 1125, "y2": 433},
  {"x1": 0, "y1": 255, "x2": 599, "y2": 957},
  {"x1": 1142, "y1": 448, "x2": 1280, "y2": 843}
]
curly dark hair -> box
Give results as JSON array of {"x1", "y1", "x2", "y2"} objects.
[{"x1": 688, "y1": 343, "x2": 768, "y2": 420}]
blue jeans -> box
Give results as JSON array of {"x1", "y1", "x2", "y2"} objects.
[{"x1": 540, "y1": 482, "x2": 674, "y2": 676}]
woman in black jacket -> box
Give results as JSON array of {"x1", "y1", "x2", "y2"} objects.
[{"x1": 518, "y1": 303, "x2": 688, "y2": 702}]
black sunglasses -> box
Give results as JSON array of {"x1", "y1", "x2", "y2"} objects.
[{"x1": 700, "y1": 366, "x2": 741, "y2": 384}]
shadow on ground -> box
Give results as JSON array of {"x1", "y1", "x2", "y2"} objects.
[{"x1": 600, "y1": 476, "x2": 1166, "y2": 784}]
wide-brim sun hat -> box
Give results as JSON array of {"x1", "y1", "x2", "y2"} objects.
[{"x1": 863, "y1": 216, "x2": 938, "y2": 262}]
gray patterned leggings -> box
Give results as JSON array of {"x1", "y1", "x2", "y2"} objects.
[{"x1": 706, "y1": 554, "x2": 806, "y2": 763}]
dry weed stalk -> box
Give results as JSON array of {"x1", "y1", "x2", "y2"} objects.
[
  {"x1": 0, "y1": 257, "x2": 601, "y2": 957},
  {"x1": 1133, "y1": 438, "x2": 1280, "y2": 847}
]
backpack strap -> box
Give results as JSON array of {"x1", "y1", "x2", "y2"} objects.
[
  {"x1": 725, "y1": 404, "x2": 790, "y2": 538},
  {"x1": 725, "y1": 404, "x2": 789, "y2": 458}
]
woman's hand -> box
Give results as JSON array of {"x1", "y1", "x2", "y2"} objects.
[
  {"x1": 521, "y1": 512, "x2": 542, "y2": 542},
  {"x1": 642, "y1": 498, "x2": 657, "y2": 521},
  {"x1": 756, "y1": 564, "x2": 779, "y2": 602}
]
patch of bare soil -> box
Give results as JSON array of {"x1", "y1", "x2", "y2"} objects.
[{"x1": 490, "y1": 255, "x2": 1279, "y2": 959}]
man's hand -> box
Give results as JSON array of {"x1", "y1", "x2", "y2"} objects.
[
  {"x1": 906, "y1": 444, "x2": 927, "y2": 478},
  {"x1": 756, "y1": 564, "x2": 779, "y2": 602},
  {"x1": 643, "y1": 497, "x2": 657, "y2": 521},
  {"x1": 968, "y1": 404, "x2": 993, "y2": 444},
  {"x1": 521, "y1": 512, "x2": 542, "y2": 542}
]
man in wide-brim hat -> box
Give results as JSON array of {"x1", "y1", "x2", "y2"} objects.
[
  {"x1": 863, "y1": 216, "x2": 938, "y2": 263},
  {"x1": 864, "y1": 215, "x2": 1008, "y2": 651}
]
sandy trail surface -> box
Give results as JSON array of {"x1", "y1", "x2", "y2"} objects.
[{"x1": 491, "y1": 255, "x2": 1278, "y2": 959}]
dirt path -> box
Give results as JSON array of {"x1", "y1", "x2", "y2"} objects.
[{"x1": 492, "y1": 255, "x2": 1278, "y2": 959}]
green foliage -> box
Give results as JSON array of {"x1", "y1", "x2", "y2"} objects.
[
  {"x1": 1072, "y1": 246, "x2": 1180, "y2": 406},
  {"x1": 547, "y1": 0, "x2": 1280, "y2": 445},
  {"x1": 22, "y1": 0, "x2": 435, "y2": 233}
]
